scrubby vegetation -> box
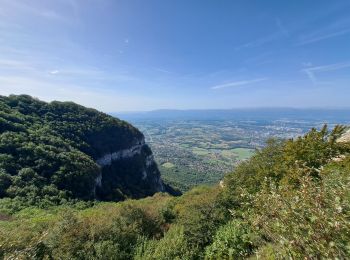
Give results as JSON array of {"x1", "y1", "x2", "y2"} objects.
[{"x1": 1, "y1": 96, "x2": 349, "y2": 259}]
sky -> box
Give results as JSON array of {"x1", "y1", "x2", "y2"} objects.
[{"x1": 0, "y1": 0, "x2": 350, "y2": 112}]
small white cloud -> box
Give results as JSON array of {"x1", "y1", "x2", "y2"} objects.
[
  {"x1": 154, "y1": 68, "x2": 171, "y2": 73},
  {"x1": 124, "y1": 38, "x2": 129, "y2": 44},
  {"x1": 211, "y1": 78, "x2": 268, "y2": 90},
  {"x1": 49, "y1": 70, "x2": 59, "y2": 74}
]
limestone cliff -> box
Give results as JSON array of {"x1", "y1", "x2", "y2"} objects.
[{"x1": 94, "y1": 136, "x2": 165, "y2": 200}]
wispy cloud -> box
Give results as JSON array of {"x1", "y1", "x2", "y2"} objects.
[
  {"x1": 302, "y1": 61, "x2": 350, "y2": 84},
  {"x1": 0, "y1": 0, "x2": 64, "y2": 22},
  {"x1": 303, "y1": 70, "x2": 318, "y2": 84},
  {"x1": 0, "y1": 0, "x2": 81, "y2": 26},
  {"x1": 235, "y1": 19, "x2": 290, "y2": 51},
  {"x1": 275, "y1": 18, "x2": 289, "y2": 37},
  {"x1": 211, "y1": 78, "x2": 268, "y2": 90},
  {"x1": 298, "y1": 28, "x2": 350, "y2": 45},
  {"x1": 0, "y1": 58, "x2": 36, "y2": 70},
  {"x1": 235, "y1": 34, "x2": 277, "y2": 51},
  {"x1": 244, "y1": 52, "x2": 273, "y2": 66},
  {"x1": 305, "y1": 62, "x2": 350, "y2": 72},
  {"x1": 153, "y1": 68, "x2": 171, "y2": 74},
  {"x1": 297, "y1": 16, "x2": 350, "y2": 45}
]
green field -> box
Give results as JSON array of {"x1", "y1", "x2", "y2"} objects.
[
  {"x1": 162, "y1": 162, "x2": 175, "y2": 168},
  {"x1": 231, "y1": 148, "x2": 255, "y2": 160},
  {"x1": 192, "y1": 147, "x2": 210, "y2": 155}
]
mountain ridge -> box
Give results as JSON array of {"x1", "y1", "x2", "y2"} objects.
[
  {"x1": 114, "y1": 108, "x2": 350, "y2": 122},
  {"x1": 0, "y1": 94, "x2": 170, "y2": 204}
]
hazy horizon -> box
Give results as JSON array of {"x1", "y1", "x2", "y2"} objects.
[{"x1": 113, "y1": 106, "x2": 350, "y2": 114}]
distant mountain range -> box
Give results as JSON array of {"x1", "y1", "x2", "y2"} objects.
[{"x1": 114, "y1": 108, "x2": 350, "y2": 123}]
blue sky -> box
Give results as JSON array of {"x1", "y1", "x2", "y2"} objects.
[{"x1": 0, "y1": 0, "x2": 350, "y2": 111}]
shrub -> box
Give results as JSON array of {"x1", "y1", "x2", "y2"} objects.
[{"x1": 205, "y1": 220, "x2": 257, "y2": 259}]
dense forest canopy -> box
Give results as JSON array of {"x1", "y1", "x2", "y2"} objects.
[
  {"x1": 0, "y1": 94, "x2": 165, "y2": 207},
  {"x1": 0, "y1": 102, "x2": 349, "y2": 259}
]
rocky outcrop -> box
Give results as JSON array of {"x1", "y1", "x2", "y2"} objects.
[
  {"x1": 93, "y1": 137, "x2": 165, "y2": 201},
  {"x1": 337, "y1": 128, "x2": 350, "y2": 143},
  {"x1": 96, "y1": 141, "x2": 145, "y2": 167}
]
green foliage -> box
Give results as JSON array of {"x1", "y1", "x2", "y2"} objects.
[
  {"x1": 173, "y1": 186, "x2": 227, "y2": 253},
  {"x1": 160, "y1": 163, "x2": 225, "y2": 193},
  {"x1": 222, "y1": 138, "x2": 285, "y2": 209},
  {"x1": 248, "y1": 164, "x2": 350, "y2": 259},
  {"x1": 220, "y1": 125, "x2": 350, "y2": 258},
  {"x1": 0, "y1": 94, "x2": 155, "y2": 204},
  {"x1": 222, "y1": 125, "x2": 350, "y2": 210},
  {"x1": 204, "y1": 220, "x2": 257, "y2": 259},
  {"x1": 281, "y1": 125, "x2": 348, "y2": 185},
  {"x1": 0, "y1": 195, "x2": 172, "y2": 259},
  {"x1": 0, "y1": 169, "x2": 11, "y2": 197},
  {"x1": 44, "y1": 205, "x2": 161, "y2": 259},
  {"x1": 135, "y1": 225, "x2": 194, "y2": 260}
]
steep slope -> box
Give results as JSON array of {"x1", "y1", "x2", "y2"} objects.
[{"x1": 0, "y1": 94, "x2": 165, "y2": 202}]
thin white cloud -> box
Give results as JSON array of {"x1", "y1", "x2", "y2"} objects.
[
  {"x1": 298, "y1": 28, "x2": 350, "y2": 45},
  {"x1": 235, "y1": 18, "x2": 290, "y2": 51},
  {"x1": 297, "y1": 16, "x2": 350, "y2": 46},
  {"x1": 211, "y1": 78, "x2": 268, "y2": 90},
  {"x1": 302, "y1": 61, "x2": 350, "y2": 84},
  {"x1": 305, "y1": 62, "x2": 350, "y2": 72},
  {"x1": 235, "y1": 34, "x2": 277, "y2": 50}
]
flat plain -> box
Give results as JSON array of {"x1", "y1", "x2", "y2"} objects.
[{"x1": 129, "y1": 118, "x2": 341, "y2": 191}]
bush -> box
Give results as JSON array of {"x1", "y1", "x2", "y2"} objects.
[
  {"x1": 247, "y1": 166, "x2": 350, "y2": 259},
  {"x1": 205, "y1": 220, "x2": 257, "y2": 259},
  {"x1": 134, "y1": 225, "x2": 194, "y2": 260}
]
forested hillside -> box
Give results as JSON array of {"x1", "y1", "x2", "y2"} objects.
[
  {"x1": 0, "y1": 95, "x2": 167, "y2": 208},
  {"x1": 0, "y1": 120, "x2": 349, "y2": 259}
]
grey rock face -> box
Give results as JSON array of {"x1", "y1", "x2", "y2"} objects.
[{"x1": 94, "y1": 137, "x2": 165, "y2": 200}]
